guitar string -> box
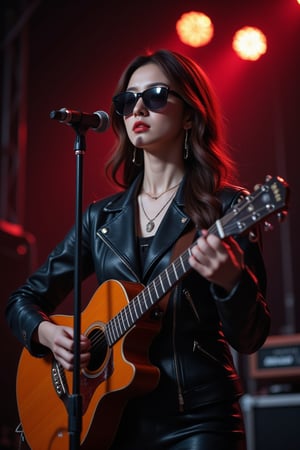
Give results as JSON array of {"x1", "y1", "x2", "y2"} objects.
[
  {"x1": 88, "y1": 247, "x2": 192, "y2": 351},
  {"x1": 88, "y1": 261, "x2": 180, "y2": 350},
  {"x1": 215, "y1": 188, "x2": 265, "y2": 229},
  {"x1": 88, "y1": 201, "x2": 266, "y2": 351},
  {"x1": 210, "y1": 204, "x2": 269, "y2": 237},
  {"x1": 87, "y1": 189, "x2": 271, "y2": 350},
  {"x1": 208, "y1": 189, "x2": 266, "y2": 236},
  {"x1": 77, "y1": 187, "x2": 281, "y2": 369},
  {"x1": 106, "y1": 254, "x2": 189, "y2": 336},
  {"x1": 90, "y1": 222, "x2": 267, "y2": 353}
]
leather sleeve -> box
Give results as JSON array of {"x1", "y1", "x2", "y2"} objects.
[
  {"x1": 210, "y1": 188, "x2": 270, "y2": 354},
  {"x1": 5, "y1": 205, "x2": 96, "y2": 356}
]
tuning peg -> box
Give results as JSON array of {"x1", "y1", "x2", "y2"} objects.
[
  {"x1": 277, "y1": 210, "x2": 288, "y2": 223},
  {"x1": 264, "y1": 221, "x2": 274, "y2": 232},
  {"x1": 254, "y1": 183, "x2": 262, "y2": 191}
]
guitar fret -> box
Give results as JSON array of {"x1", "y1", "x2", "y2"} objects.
[
  {"x1": 117, "y1": 316, "x2": 124, "y2": 337},
  {"x1": 158, "y1": 275, "x2": 166, "y2": 296},
  {"x1": 125, "y1": 309, "x2": 132, "y2": 328},
  {"x1": 179, "y1": 254, "x2": 186, "y2": 272},
  {"x1": 146, "y1": 286, "x2": 155, "y2": 305},
  {"x1": 131, "y1": 298, "x2": 139, "y2": 320},
  {"x1": 158, "y1": 274, "x2": 167, "y2": 293},
  {"x1": 123, "y1": 306, "x2": 134, "y2": 331},
  {"x1": 128, "y1": 302, "x2": 134, "y2": 323},
  {"x1": 140, "y1": 290, "x2": 147, "y2": 313},
  {"x1": 166, "y1": 270, "x2": 171, "y2": 286},
  {"x1": 142, "y1": 289, "x2": 148, "y2": 306},
  {"x1": 110, "y1": 325, "x2": 117, "y2": 346},
  {"x1": 112, "y1": 318, "x2": 120, "y2": 341},
  {"x1": 153, "y1": 282, "x2": 159, "y2": 298},
  {"x1": 126, "y1": 308, "x2": 132, "y2": 326},
  {"x1": 172, "y1": 261, "x2": 179, "y2": 279},
  {"x1": 136, "y1": 295, "x2": 144, "y2": 316},
  {"x1": 167, "y1": 265, "x2": 177, "y2": 285},
  {"x1": 165, "y1": 272, "x2": 171, "y2": 286},
  {"x1": 104, "y1": 327, "x2": 111, "y2": 346},
  {"x1": 113, "y1": 315, "x2": 121, "y2": 337},
  {"x1": 120, "y1": 309, "x2": 127, "y2": 331},
  {"x1": 115, "y1": 313, "x2": 126, "y2": 342},
  {"x1": 140, "y1": 288, "x2": 149, "y2": 313},
  {"x1": 108, "y1": 321, "x2": 116, "y2": 344},
  {"x1": 164, "y1": 273, "x2": 169, "y2": 286}
]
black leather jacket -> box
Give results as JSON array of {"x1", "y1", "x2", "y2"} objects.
[{"x1": 6, "y1": 176, "x2": 270, "y2": 413}]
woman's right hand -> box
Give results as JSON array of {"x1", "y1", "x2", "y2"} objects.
[{"x1": 37, "y1": 321, "x2": 91, "y2": 371}]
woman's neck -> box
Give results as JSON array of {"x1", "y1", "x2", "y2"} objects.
[{"x1": 141, "y1": 164, "x2": 184, "y2": 198}]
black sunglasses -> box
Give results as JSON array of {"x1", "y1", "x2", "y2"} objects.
[{"x1": 113, "y1": 86, "x2": 183, "y2": 116}]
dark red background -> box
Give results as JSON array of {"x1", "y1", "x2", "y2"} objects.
[{"x1": 1, "y1": 0, "x2": 299, "y2": 438}]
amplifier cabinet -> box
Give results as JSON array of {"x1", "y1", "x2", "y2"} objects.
[
  {"x1": 248, "y1": 334, "x2": 300, "y2": 380},
  {"x1": 241, "y1": 393, "x2": 300, "y2": 450}
]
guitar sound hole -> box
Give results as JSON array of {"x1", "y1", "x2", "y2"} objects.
[{"x1": 86, "y1": 327, "x2": 108, "y2": 372}]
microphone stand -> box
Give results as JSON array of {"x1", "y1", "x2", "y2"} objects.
[{"x1": 68, "y1": 124, "x2": 87, "y2": 450}]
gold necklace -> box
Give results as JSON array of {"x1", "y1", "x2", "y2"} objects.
[
  {"x1": 140, "y1": 191, "x2": 176, "y2": 233},
  {"x1": 142, "y1": 181, "x2": 181, "y2": 200}
]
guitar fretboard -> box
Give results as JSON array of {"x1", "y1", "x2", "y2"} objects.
[
  {"x1": 105, "y1": 247, "x2": 192, "y2": 346},
  {"x1": 103, "y1": 175, "x2": 288, "y2": 347}
]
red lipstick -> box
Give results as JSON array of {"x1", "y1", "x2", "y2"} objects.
[{"x1": 133, "y1": 121, "x2": 150, "y2": 133}]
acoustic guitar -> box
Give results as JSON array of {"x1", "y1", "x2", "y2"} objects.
[{"x1": 16, "y1": 175, "x2": 289, "y2": 449}]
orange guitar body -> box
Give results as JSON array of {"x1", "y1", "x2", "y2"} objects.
[{"x1": 16, "y1": 280, "x2": 161, "y2": 450}]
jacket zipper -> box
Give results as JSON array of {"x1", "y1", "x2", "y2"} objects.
[
  {"x1": 172, "y1": 285, "x2": 185, "y2": 412},
  {"x1": 183, "y1": 288, "x2": 221, "y2": 365}
]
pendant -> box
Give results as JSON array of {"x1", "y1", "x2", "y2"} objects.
[{"x1": 146, "y1": 221, "x2": 155, "y2": 233}]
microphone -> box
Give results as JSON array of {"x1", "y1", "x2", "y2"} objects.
[{"x1": 49, "y1": 108, "x2": 110, "y2": 132}]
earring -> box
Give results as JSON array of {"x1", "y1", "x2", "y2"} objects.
[
  {"x1": 184, "y1": 129, "x2": 190, "y2": 160},
  {"x1": 132, "y1": 147, "x2": 137, "y2": 164},
  {"x1": 132, "y1": 147, "x2": 142, "y2": 166}
]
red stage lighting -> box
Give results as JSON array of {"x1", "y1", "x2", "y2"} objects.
[
  {"x1": 232, "y1": 26, "x2": 267, "y2": 61},
  {"x1": 176, "y1": 11, "x2": 214, "y2": 47}
]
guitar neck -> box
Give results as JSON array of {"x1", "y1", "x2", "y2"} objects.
[
  {"x1": 103, "y1": 206, "x2": 262, "y2": 346},
  {"x1": 104, "y1": 222, "x2": 224, "y2": 345},
  {"x1": 105, "y1": 174, "x2": 289, "y2": 346},
  {"x1": 105, "y1": 245, "x2": 193, "y2": 346}
]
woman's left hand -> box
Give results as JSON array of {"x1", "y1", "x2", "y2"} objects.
[{"x1": 188, "y1": 230, "x2": 245, "y2": 293}]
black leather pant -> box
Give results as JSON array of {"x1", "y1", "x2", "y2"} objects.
[
  {"x1": 110, "y1": 398, "x2": 246, "y2": 449},
  {"x1": 111, "y1": 432, "x2": 246, "y2": 450}
]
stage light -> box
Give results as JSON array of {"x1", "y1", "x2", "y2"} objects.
[
  {"x1": 176, "y1": 11, "x2": 214, "y2": 47},
  {"x1": 232, "y1": 26, "x2": 267, "y2": 61}
]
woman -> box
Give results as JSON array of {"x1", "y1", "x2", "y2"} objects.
[{"x1": 6, "y1": 49, "x2": 270, "y2": 449}]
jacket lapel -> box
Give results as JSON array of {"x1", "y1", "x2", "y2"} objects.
[
  {"x1": 142, "y1": 180, "x2": 193, "y2": 280},
  {"x1": 99, "y1": 176, "x2": 193, "y2": 282},
  {"x1": 99, "y1": 178, "x2": 141, "y2": 280}
]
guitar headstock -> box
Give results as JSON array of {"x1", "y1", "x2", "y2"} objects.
[{"x1": 220, "y1": 175, "x2": 290, "y2": 238}]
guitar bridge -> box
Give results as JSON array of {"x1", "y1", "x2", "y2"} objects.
[{"x1": 51, "y1": 359, "x2": 69, "y2": 401}]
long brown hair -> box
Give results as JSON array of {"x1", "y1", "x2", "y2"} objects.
[{"x1": 105, "y1": 49, "x2": 238, "y2": 228}]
